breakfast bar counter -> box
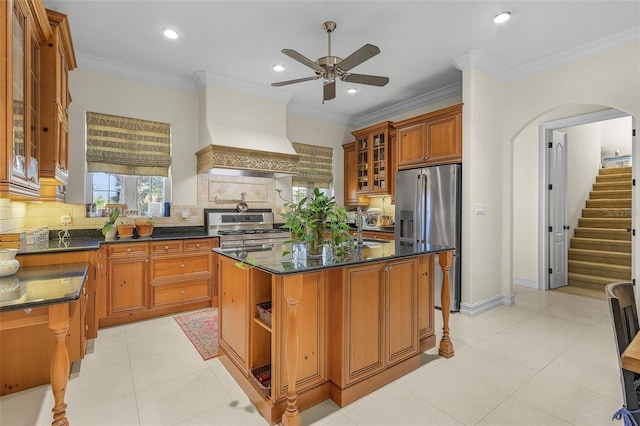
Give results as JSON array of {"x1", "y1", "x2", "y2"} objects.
[
  {"x1": 214, "y1": 242, "x2": 455, "y2": 425},
  {"x1": 0, "y1": 263, "x2": 88, "y2": 426}
]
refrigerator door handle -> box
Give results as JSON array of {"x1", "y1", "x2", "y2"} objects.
[{"x1": 415, "y1": 173, "x2": 426, "y2": 244}]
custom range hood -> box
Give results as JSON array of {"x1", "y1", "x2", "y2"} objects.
[{"x1": 193, "y1": 72, "x2": 299, "y2": 177}]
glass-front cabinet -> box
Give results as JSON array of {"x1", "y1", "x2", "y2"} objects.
[
  {"x1": 352, "y1": 121, "x2": 394, "y2": 196},
  {"x1": 2, "y1": 0, "x2": 51, "y2": 199}
]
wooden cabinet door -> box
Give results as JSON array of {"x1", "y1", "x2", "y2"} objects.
[
  {"x1": 425, "y1": 111, "x2": 462, "y2": 164},
  {"x1": 417, "y1": 255, "x2": 434, "y2": 348},
  {"x1": 218, "y1": 255, "x2": 250, "y2": 374},
  {"x1": 385, "y1": 258, "x2": 419, "y2": 366},
  {"x1": 343, "y1": 262, "x2": 385, "y2": 385},
  {"x1": 397, "y1": 122, "x2": 426, "y2": 169},
  {"x1": 343, "y1": 142, "x2": 369, "y2": 207},
  {"x1": 108, "y1": 257, "x2": 148, "y2": 314}
]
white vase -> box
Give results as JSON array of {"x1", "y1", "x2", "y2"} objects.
[
  {"x1": 0, "y1": 249, "x2": 20, "y2": 277},
  {"x1": 103, "y1": 227, "x2": 117, "y2": 241}
]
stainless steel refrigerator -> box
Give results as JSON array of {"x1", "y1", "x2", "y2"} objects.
[{"x1": 395, "y1": 164, "x2": 461, "y2": 311}]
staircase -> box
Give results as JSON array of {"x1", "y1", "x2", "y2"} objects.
[{"x1": 567, "y1": 166, "x2": 632, "y2": 290}]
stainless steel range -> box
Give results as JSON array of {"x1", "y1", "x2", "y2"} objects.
[{"x1": 205, "y1": 209, "x2": 290, "y2": 248}]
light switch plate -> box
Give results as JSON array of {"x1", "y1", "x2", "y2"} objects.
[{"x1": 475, "y1": 204, "x2": 486, "y2": 215}]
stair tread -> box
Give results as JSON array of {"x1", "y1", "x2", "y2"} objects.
[
  {"x1": 568, "y1": 248, "x2": 631, "y2": 257},
  {"x1": 568, "y1": 259, "x2": 631, "y2": 270},
  {"x1": 568, "y1": 272, "x2": 626, "y2": 283}
]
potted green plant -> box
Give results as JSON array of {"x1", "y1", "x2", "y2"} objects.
[
  {"x1": 116, "y1": 220, "x2": 135, "y2": 239},
  {"x1": 135, "y1": 217, "x2": 154, "y2": 237},
  {"x1": 277, "y1": 188, "x2": 354, "y2": 258},
  {"x1": 100, "y1": 208, "x2": 120, "y2": 240}
]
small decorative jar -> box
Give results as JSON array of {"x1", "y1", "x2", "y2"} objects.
[{"x1": 0, "y1": 249, "x2": 20, "y2": 277}]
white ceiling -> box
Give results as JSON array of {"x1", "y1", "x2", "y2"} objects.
[{"x1": 43, "y1": 1, "x2": 640, "y2": 125}]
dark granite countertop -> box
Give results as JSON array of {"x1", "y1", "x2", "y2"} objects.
[
  {"x1": 0, "y1": 263, "x2": 88, "y2": 312},
  {"x1": 213, "y1": 241, "x2": 453, "y2": 276},
  {"x1": 16, "y1": 227, "x2": 213, "y2": 255}
]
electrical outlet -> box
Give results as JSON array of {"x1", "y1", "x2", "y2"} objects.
[{"x1": 61, "y1": 215, "x2": 72, "y2": 225}]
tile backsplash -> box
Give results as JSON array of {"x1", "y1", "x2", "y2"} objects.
[{"x1": 0, "y1": 174, "x2": 281, "y2": 234}]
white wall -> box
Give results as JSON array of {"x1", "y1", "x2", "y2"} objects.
[
  {"x1": 563, "y1": 123, "x2": 602, "y2": 233},
  {"x1": 456, "y1": 40, "x2": 640, "y2": 313},
  {"x1": 67, "y1": 69, "x2": 200, "y2": 206},
  {"x1": 601, "y1": 116, "x2": 633, "y2": 160}
]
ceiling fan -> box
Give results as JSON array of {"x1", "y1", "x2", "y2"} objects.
[{"x1": 271, "y1": 21, "x2": 389, "y2": 102}]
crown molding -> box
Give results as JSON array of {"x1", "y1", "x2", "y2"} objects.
[
  {"x1": 454, "y1": 26, "x2": 640, "y2": 82},
  {"x1": 192, "y1": 71, "x2": 291, "y2": 103},
  {"x1": 77, "y1": 53, "x2": 196, "y2": 92},
  {"x1": 350, "y1": 82, "x2": 463, "y2": 129}
]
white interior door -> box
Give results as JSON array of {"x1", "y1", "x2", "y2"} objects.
[{"x1": 549, "y1": 130, "x2": 569, "y2": 289}]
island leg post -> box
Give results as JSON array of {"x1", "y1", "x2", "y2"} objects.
[
  {"x1": 438, "y1": 251, "x2": 454, "y2": 358},
  {"x1": 282, "y1": 275, "x2": 303, "y2": 426},
  {"x1": 48, "y1": 303, "x2": 70, "y2": 426}
]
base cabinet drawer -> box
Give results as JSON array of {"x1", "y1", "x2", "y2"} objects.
[
  {"x1": 150, "y1": 254, "x2": 210, "y2": 280},
  {"x1": 152, "y1": 280, "x2": 210, "y2": 307}
]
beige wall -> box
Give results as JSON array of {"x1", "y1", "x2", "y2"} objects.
[{"x1": 466, "y1": 40, "x2": 640, "y2": 313}]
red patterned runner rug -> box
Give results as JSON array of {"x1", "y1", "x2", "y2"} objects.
[{"x1": 174, "y1": 308, "x2": 219, "y2": 360}]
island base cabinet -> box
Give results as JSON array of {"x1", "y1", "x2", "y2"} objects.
[
  {"x1": 327, "y1": 255, "x2": 428, "y2": 407},
  {"x1": 0, "y1": 300, "x2": 82, "y2": 396}
]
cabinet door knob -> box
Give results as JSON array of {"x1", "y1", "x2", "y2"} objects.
[
  {"x1": 127, "y1": 248, "x2": 132, "y2": 253},
  {"x1": 164, "y1": 245, "x2": 169, "y2": 250},
  {"x1": 180, "y1": 289, "x2": 185, "y2": 295},
  {"x1": 196, "y1": 244, "x2": 200, "y2": 248},
  {"x1": 181, "y1": 264, "x2": 185, "y2": 268}
]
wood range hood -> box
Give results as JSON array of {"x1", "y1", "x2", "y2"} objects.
[
  {"x1": 196, "y1": 145, "x2": 300, "y2": 177},
  {"x1": 193, "y1": 72, "x2": 300, "y2": 178}
]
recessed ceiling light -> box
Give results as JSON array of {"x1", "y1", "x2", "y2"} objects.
[
  {"x1": 273, "y1": 64, "x2": 285, "y2": 72},
  {"x1": 493, "y1": 11, "x2": 511, "y2": 24},
  {"x1": 347, "y1": 88, "x2": 358, "y2": 94},
  {"x1": 162, "y1": 27, "x2": 179, "y2": 40}
]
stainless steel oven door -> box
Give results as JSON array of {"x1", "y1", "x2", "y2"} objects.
[{"x1": 243, "y1": 237, "x2": 290, "y2": 247}]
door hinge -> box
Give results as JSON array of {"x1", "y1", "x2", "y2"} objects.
[
  {"x1": 548, "y1": 226, "x2": 552, "y2": 232},
  {"x1": 633, "y1": 279, "x2": 636, "y2": 287},
  {"x1": 633, "y1": 179, "x2": 636, "y2": 186},
  {"x1": 633, "y1": 129, "x2": 636, "y2": 137},
  {"x1": 634, "y1": 229, "x2": 636, "y2": 237},
  {"x1": 548, "y1": 268, "x2": 553, "y2": 274},
  {"x1": 548, "y1": 184, "x2": 553, "y2": 190},
  {"x1": 548, "y1": 142, "x2": 552, "y2": 148}
]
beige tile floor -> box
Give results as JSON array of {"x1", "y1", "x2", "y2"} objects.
[{"x1": 0, "y1": 285, "x2": 625, "y2": 425}]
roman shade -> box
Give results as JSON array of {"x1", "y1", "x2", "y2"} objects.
[
  {"x1": 291, "y1": 142, "x2": 333, "y2": 188},
  {"x1": 86, "y1": 112, "x2": 171, "y2": 177}
]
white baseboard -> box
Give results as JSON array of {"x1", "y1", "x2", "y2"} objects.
[
  {"x1": 513, "y1": 277, "x2": 538, "y2": 289},
  {"x1": 459, "y1": 293, "x2": 514, "y2": 316}
]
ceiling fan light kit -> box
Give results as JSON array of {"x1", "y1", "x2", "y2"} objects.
[{"x1": 272, "y1": 21, "x2": 389, "y2": 102}]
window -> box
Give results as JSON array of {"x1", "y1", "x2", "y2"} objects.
[
  {"x1": 291, "y1": 142, "x2": 333, "y2": 204},
  {"x1": 85, "y1": 112, "x2": 172, "y2": 217},
  {"x1": 87, "y1": 173, "x2": 168, "y2": 218}
]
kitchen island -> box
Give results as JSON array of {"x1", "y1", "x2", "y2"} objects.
[
  {"x1": 0, "y1": 263, "x2": 89, "y2": 426},
  {"x1": 214, "y1": 241, "x2": 454, "y2": 426}
]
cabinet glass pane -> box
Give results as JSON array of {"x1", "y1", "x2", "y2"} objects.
[
  {"x1": 29, "y1": 37, "x2": 39, "y2": 180},
  {"x1": 357, "y1": 137, "x2": 369, "y2": 190},
  {"x1": 12, "y1": 6, "x2": 26, "y2": 175}
]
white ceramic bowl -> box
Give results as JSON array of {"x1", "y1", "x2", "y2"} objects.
[{"x1": 0, "y1": 249, "x2": 20, "y2": 277}]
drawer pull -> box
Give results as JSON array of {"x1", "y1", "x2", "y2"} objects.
[
  {"x1": 164, "y1": 245, "x2": 169, "y2": 250},
  {"x1": 181, "y1": 264, "x2": 185, "y2": 268},
  {"x1": 196, "y1": 244, "x2": 200, "y2": 248},
  {"x1": 127, "y1": 248, "x2": 132, "y2": 253},
  {"x1": 180, "y1": 289, "x2": 185, "y2": 295}
]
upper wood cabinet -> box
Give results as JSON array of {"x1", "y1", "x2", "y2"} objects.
[
  {"x1": 342, "y1": 142, "x2": 370, "y2": 208},
  {"x1": 1, "y1": 0, "x2": 52, "y2": 199},
  {"x1": 352, "y1": 122, "x2": 394, "y2": 196},
  {"x1": 39, "y1": 8, "x2": 75, "y2": 201},
  {"x1": 394, "y1": 103, "x2": 463, "y2": 169}
]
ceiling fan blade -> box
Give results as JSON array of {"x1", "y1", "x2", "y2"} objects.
[
  {"x1": 281, "y1": 49, "x2": 324, "y2": 72},
  {"x1": 342, "y1": 73, "x2": 389, "y2": 87},
  {"x1": 336, "y1": 44, "x2": 380, "y2": 71},
  {"x1": 323, "y1": 81, "x2": 336, "y2": 101},
  {"x1": 271, "y1": 76, "x2": 320, "y2": 87}
]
